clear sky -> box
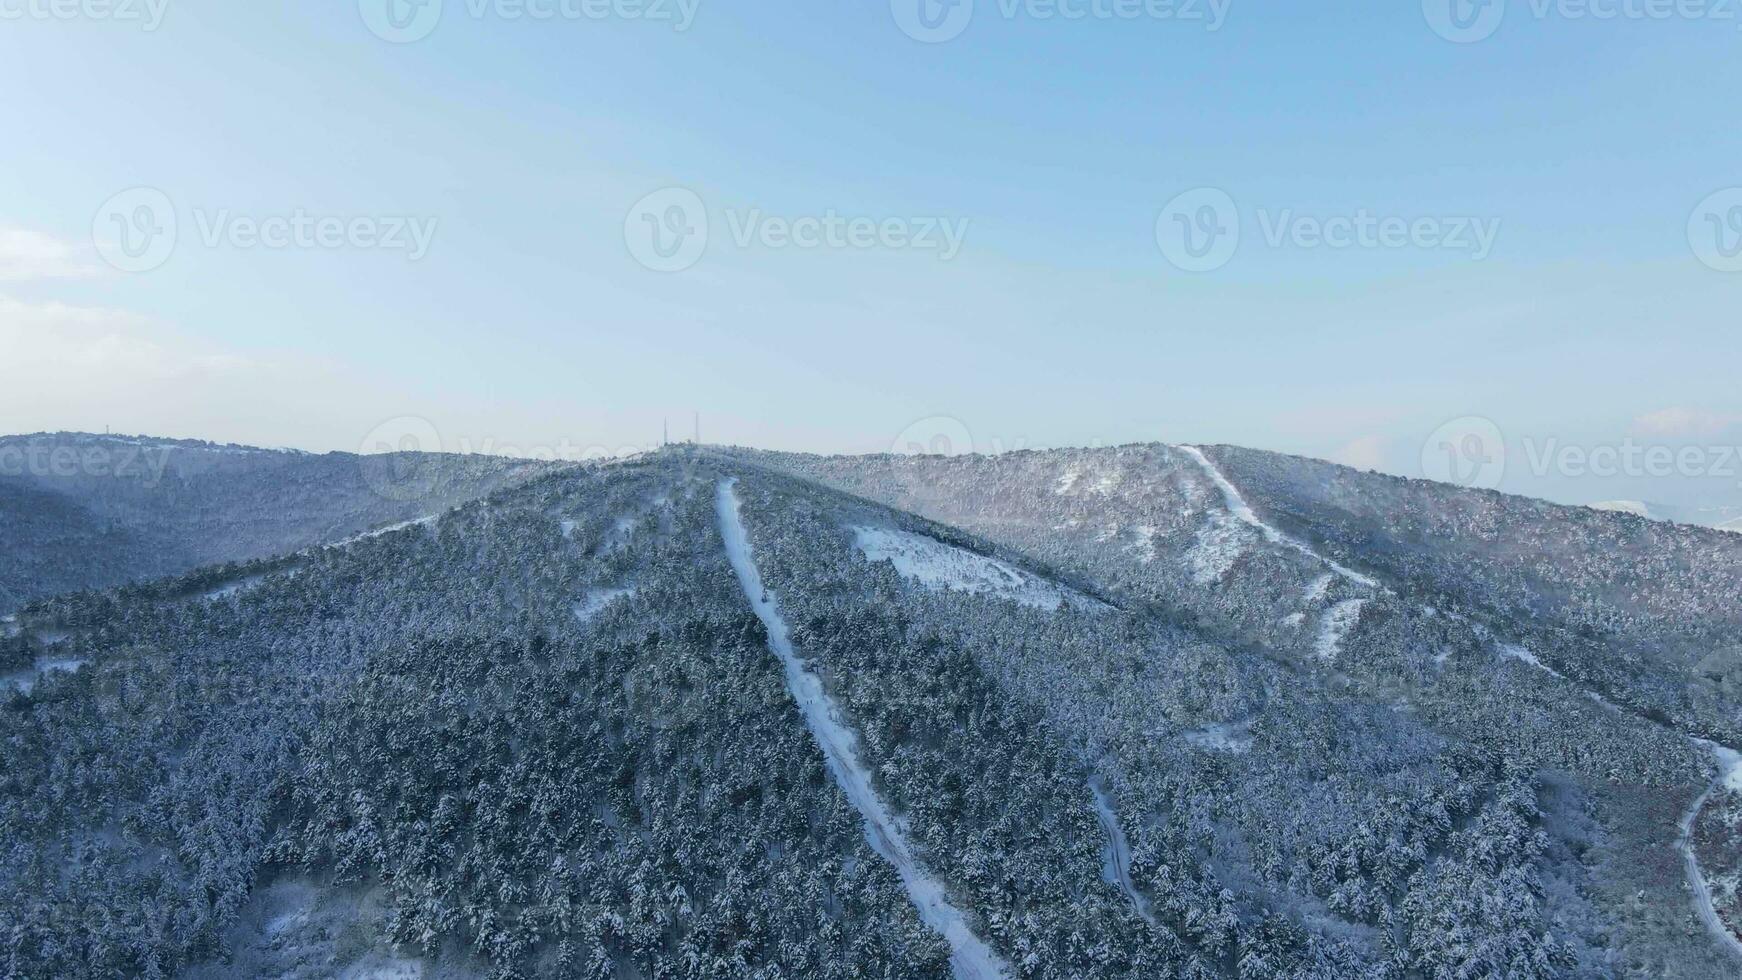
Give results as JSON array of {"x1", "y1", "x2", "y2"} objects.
[{"x1": 3, "y1": 1, "x2": 1740, "y2": 508}]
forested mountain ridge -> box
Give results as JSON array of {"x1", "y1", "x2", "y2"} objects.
[
  {"x1": 4, "y1": 442, "x2": 1741, "y2": 978},
  {"x1": 0, "y1": 432, "x2": 558, "y2": 612}
]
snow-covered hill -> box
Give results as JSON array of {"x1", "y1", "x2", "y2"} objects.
[
  {"x1": 5, "y1": 441, "x2": 1742, "y2": 979},
  {"x1": 0, "y1": 431, "x2": 558, "y2": 612}
]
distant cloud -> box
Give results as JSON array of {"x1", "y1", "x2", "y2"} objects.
[
  {"x1": 0, "y1": 295, "x2": 248, "y2": 379},
  {"x1": 1331, "y1": 434, "x2": 1387, "y2": 471},
  {"x1": 0, "y1": 295, "x2": 261, "y2": 441},
  {"x1": 0, "y1": 294, "x2": 378, "y2": 450},
  {"x1": 1630, "y1": 407, "x2": 1740, "y2": 440},
  {"x1": 0, "y1": 229, "x2": 100, "y2": 281}
]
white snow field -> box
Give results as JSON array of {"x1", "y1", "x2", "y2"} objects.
[
  {"x1": 1175, "y1": 445, "x2": 1379, "y2": 589},
  {"x1": 717, "y1": 481, "x2": 1011, "y2": 980},
  {"x1": 850, "y1": 525, "x2": 1101, "y2": 613}
]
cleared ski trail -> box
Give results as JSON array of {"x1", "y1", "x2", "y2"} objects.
[
  {"x1": 1089, "y1": 780, "x2": 1156, "y2": 925},
  {"x1": 714, "y1": 479, "x2": 1010, "y2": 980},
  {"x1": 1176, "y1": 445, "x2": 1378, "y2": 589}
]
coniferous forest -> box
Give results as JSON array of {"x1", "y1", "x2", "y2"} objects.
[{"x1": 4, "y1": 436, "x2": 1741, "y2": 978}]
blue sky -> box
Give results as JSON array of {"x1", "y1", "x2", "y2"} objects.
[{"x1": 2, "y1": 1, "x2": 1740, "y2": 506}]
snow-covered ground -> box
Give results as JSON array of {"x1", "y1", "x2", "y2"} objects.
[
  {"x1": 573, "y1": 587, "x2": 635, "y2": 624},
  {"x1": 718, "y1": 481, "x2": 1010, "y2": 980},
  {"x1": 1088, "y1": 780, "x2": 1156, "y2": 925},
  {"x1": 851, "y1": 525, "x2": 1100, "y2": 613},
  {"x1": 1498, "y1": 643, "x2": 1564, "y2": 679},
  {"x1": 334, "y1": 515, "x2": 438, "y2": 547},
  {"x1": 1314, "y1": 599, "x2": 1367, "y2": 662},
  {"x1": 1175, "y1": 446, "x2": 1379, "y2": 589},
  {"x1": 1, "y1": 657, "x2": 87, "y2": 696},
  {"x1": 1187, "y1": 513, "x2": 1246, "y2": 585},
  {"x1": 1184, "y1": 719, "x2": 1254, "y2": 754}
]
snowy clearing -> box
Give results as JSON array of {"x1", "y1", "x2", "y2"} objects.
[
  {"x1": 1187, "y1": 514, "x2": 1246, "y2": 585},
  {"x1": 851, "y1": 525, "x2": 1101, "y2": 613},
  {"x1": 1184, "y1": 720, "x2": 1254, "y2": 754},
  {"x1": 718, "y1": 481, "x2": 1010, "y2": 980},
  {"x1": 2, "y1": 657, "x2": 88, "y2": 696},
  {"x1": 1315, "y1": 599, "x2": 1368, "y2": 662},
  {"x1": 573, "y1": 587, "x2": 635, "y2": 624},
  {"x1": 1176, "y1": 446, "x2": 1379, "y2": 589},
  {"x1": 1089, "y1": 781, "x2": 1156, "y2": 925}
]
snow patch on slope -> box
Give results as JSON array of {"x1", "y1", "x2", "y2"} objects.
[
  {"x1": 851, "y1": 525, "x2": 1100, "y2": 613},
  {"x1": 1130, "y1": 525, "x2": 1158, "y2": 563},
  {"x1": 1498, "y1": 643, "x2": 1563, "y2": 679},
  {"x1": 574, "y1": 587, "x2": 635, "y2": 624},
  {"x1": 2, "y1": 657, "x2": 88, "y2": 696},
  {"x1": 1315, "y1": 599, "x2": 1367, "y2": 662},
  {"x1": 1176, "y1": 445, "x2": 1379, "y2": 589},
  {"x1": 335, "y1": 515, "x2": 438, "y2": 547},
  {"x1": 1184, "y1": 719, "x2": 1254, "y2": 754},
  {"x1": 1187, "y1": 514, "x2": 1247, "y2": 584},
  {"x1": 718, "y1": 481, "x2": 1010, "y2": 980}
]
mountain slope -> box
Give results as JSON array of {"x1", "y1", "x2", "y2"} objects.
[
  {"x1": 5, "y1": 444, "x2": 1742, "y2": 978},
  {"x1": 0, "y1": 432, "x2": 553, "y2": 612}
]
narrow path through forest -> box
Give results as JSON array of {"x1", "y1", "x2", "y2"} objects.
[{"x1": 714, "y1": 478, "x2": 1010, "y2": 980}]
